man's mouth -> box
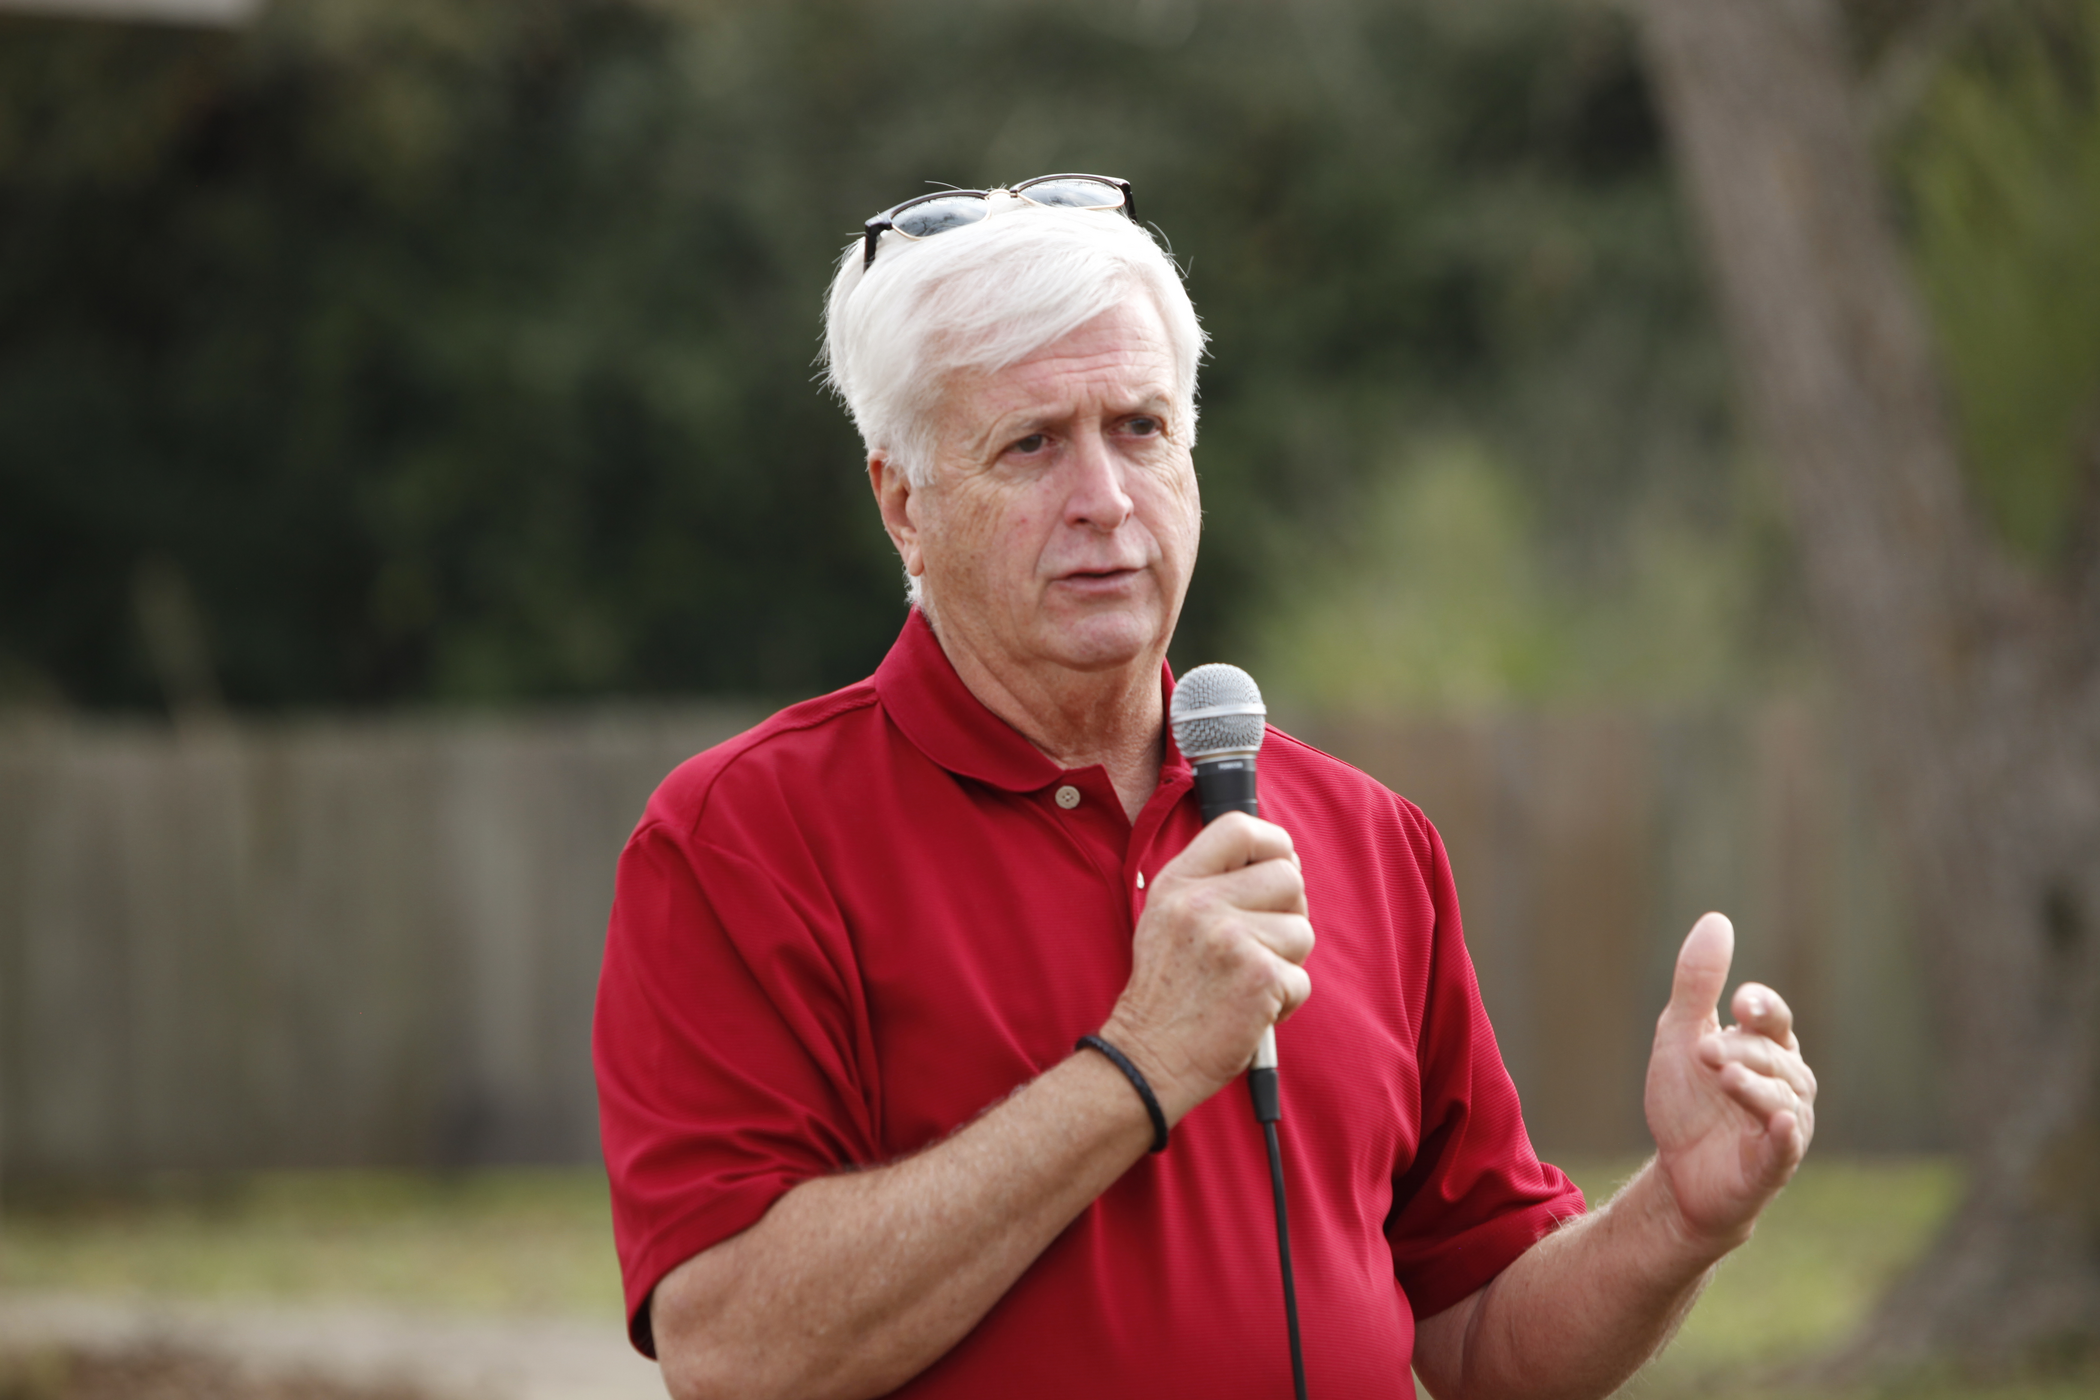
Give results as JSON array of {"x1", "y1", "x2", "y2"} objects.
[{"x1": 1057, "y1": 567, "x2": 1141, "y2": 586}]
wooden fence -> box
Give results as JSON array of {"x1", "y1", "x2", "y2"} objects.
[
  {"x1": 0, "y1": 699, "x2": 1941, "y2": 1184},
  {"x1": 0, "y1": 707, "x2": 754, "y2": 1182},
  {"x1": 1295, "y1": 702, "x2": 1941, "y2": 1156}
]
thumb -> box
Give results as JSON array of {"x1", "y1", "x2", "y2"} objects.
[{"x1": 1662, "y1": 912, "x2": 1734, "y2": 1033}]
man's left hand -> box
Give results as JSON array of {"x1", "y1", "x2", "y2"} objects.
[
  {"x1": 1645, "y1": 912, "x2": 1817, "y2": 1251},
  {"x1": 1416, "y1": 912, "x2": 1816, "y2": 1400}
]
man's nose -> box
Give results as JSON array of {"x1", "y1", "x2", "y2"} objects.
[{"x1": 1062, "y1": 430, "x2": 1134, "y2": 531}]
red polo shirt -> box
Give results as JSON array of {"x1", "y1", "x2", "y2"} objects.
[{"x1": 595, "y1": 611, "x2": 1583, "y2": 1396}]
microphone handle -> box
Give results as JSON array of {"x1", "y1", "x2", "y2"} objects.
[
  {"x1": 1190, "y1": 753, "x2": 1277, "y2": 1083},
  {"x1": 1193, "y1": 754, "x2": 1259, "y2": 824}
]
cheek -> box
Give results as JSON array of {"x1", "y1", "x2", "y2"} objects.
[
  {"x1": 995, "y1": 504, "x2": 1047, "y2": 543},
  {"x1": 975, "y1": 503, "x2": 1045, "y2": 557},
  {"x1": 934, "y1": 488, "x2": 1050, "y2": 577},
  {"x1": 1140, "y1": 465, "x2": 1201, "y2": 551}
]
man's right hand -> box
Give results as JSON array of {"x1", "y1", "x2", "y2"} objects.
[{"x1": 1098, "y1": 811, "x2": 1314, "y2": 1122}]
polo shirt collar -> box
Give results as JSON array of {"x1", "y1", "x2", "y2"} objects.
[{"x1": 874, "y1": 608, "x2": 1192, "y2": 792}]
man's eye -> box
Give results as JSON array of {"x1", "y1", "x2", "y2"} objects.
[
  {"x1": 1126, "y1": 416, "x2": 1163, "y2": 437},
  {"x1": 1010, "y1": 433, "x2": 1048, "y2": 455}
]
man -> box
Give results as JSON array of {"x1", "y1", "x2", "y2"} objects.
[{"x1": 594, "y1": 176, "x2": 1816, "y2": 1400}]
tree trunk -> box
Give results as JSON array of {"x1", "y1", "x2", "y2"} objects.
[{"x1": 1630, "y1": 0, "x2": 2100, "y2": 1373}]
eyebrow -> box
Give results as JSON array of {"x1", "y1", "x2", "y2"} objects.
[{"x1": 992, "y1": 392, "x2": 1177, "y2": 440}]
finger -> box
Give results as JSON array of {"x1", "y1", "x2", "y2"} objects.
[
  {"x1": 1198, "y1": 855, "x2": 1309, "y2": 916},
  {"x1": 1238, "y1": 911, "x2": 1316, "y2": 968},
  {"x1": 1745, "y1": 1109, "x2": 1810, "y2": 1190},
  {"x1": 1271, "y1": 957, "x2": 1313, "y2": 1020},
  {"x1": 1167, "y1": 811, "x2": 1295, "y2": 879},
  {"x1": 1662, "y1": 912, "x2": 1734, "y2": 1032},
  {"x1": 1750, "y1": 1096, "x2": 1814, "y2": 1173},
  {"x1": 1731, "y1": 982, "x2": 1799, "y2": 1051},
  {"x1": 1698, "y1": 1031, "x2": 1818, "y2": 1101},
  {"x1": 1715, "y1": 1061, "x2": 1804, "y2": 1128}
]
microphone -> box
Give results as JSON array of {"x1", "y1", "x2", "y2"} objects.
[
  {"x1": 1168, "y1": 663, "x2": 1276, "y2": 1078},
  {"x1": 1169, "y1": 662, "x2": 1308, "y2": 1400}
]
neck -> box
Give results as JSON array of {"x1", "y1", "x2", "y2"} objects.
[{"x1": 925, "y1": 614, "x2": 1166, "y2": 823}]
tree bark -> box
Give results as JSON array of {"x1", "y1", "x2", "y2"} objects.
[{"x1": 1630, "y1": 0, "x2": 2100, "y2": 1373}]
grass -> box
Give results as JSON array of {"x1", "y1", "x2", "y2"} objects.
[
  {"x1": 1562, "y1": 1156, "x2": 1961, "y2": 1382},
  {"x1": 0, "y1": 1169, "x2": 623, "y2": 1323},
  {"x1": 1, "y1": 1156, "x2": 2095, "y2": 1397},
  {"x1": 1560, "y1": 1157, "x2": 2098, "y2": 1399}
]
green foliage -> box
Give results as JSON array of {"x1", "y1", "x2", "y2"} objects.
[
  {"x1": 1897, "y1": 0, "x2": 2100, "y2": 567},
  {"x1": 0, "y1": 0, "x2": 1729, "y2": 709},
  {"x1": 1252, "y1": 437, "x2": 1775, "y2": 712},
  {"x1": 1256, "y1": 439, "x2": 1562, "y2": 711}
]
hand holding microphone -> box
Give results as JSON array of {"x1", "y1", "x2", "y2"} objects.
[
  {"x1": 1097, "y1": 663, "x2": 1311, "y2": 1125},
  {"x1": 1172, "y1": 663, "x2": 1287, "y2": 1086},
  {"x1": 1098, "y1": 809, "x2": 1313, "y2": 1118},
  {"x1": 1101, "y1": 664, "x2": 1310, "y2": 1114}
]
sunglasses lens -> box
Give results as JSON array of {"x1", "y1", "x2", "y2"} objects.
[
  {"x1": 893, "y1": 196, "x2": 990, "y2": 239},
  {"x1": 1017, "y1": 178, "x2": 1124, "y2": 211}
]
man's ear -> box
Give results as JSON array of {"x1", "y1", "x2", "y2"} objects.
[{"x1": 869, "y1": 452, "x2": 926, "y2": 583}]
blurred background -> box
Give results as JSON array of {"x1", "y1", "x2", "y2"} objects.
[{"x1": 0, "y1": 0, "x2": 2094, "y2": 1397}]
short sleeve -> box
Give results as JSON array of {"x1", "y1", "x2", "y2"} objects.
[
  {"x1": 1383, "y1": 821, "x2": 1587, "y2": 1318},
  {"x1": 593, "y1": 817, "x2": 879, "y2": 1356}
]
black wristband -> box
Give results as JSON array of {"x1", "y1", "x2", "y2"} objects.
[{"x1": 1077, "y1": 1033, "x2": 1169, "y2": 1153}]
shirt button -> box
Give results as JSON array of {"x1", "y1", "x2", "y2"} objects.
[
  {"x1": 1136, "y1": 871, "x2": 1146, "y2": 889},
  {"x1": 1054, "y1": 785, "x2": 1081, "y2": 810}
]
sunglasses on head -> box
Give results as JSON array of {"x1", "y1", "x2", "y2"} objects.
[{"x1": 862, "y1": 174, "x2": 1137, "y2": 269}]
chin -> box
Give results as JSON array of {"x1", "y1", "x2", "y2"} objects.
[{"x1": 1039, "y1": 612, "x2": 1164, "y2": 675}]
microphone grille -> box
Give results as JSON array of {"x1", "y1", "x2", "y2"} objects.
[{"x1": 1169, "y1": 663, "x2": 1266, "y2": 759}]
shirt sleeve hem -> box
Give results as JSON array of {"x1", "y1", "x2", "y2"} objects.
[
  {"x1": 1399, "y1": 1189, "x2": 1587, "y2": 1321},
  {"x1": 623, "y1": 1180, "x2": 799, "y2": 1358}
]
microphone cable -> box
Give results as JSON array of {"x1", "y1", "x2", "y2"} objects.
[{"x1": 1249, "y1": 1046, "x2": 1308, "y2": 1400}]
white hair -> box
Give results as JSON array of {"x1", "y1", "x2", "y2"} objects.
[{"x1": 821, "y1": 196, "x2": 1207, "y2": 489}]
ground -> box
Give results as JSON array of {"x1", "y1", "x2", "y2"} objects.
[
  {"x1": 0, "y1": 1171, "x2": 654, "y2": 1400},
  {"x1": 0, "y1": 1341, "x2": 424, "y2": 1400}
]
